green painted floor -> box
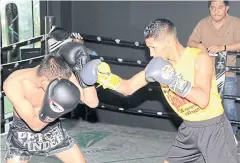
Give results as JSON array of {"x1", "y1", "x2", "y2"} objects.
[
  {"x1": 1, "y1": 119, "x2": 240, "y2": 163},
  {"x1": 1, "y1": 119, "x2": 175, "y2": 163}
]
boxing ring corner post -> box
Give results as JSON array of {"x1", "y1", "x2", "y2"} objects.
[
  {"x1": 1, "y1": 95, "x2": 5, "y2": 133},
  {"x1": 1, "y1": 6, "x2": 5, "y2": 133},
  {"x1": 44, "y1": 16, "x2": 55, "y2": 55}
]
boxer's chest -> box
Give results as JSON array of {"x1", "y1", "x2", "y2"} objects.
[{"x1": 22, "y1": 82, "x2": 45, "y2": 108}]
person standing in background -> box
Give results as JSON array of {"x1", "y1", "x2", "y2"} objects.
[{"x1": 187, "y1": 0, "x2": 240, "y2": 136}]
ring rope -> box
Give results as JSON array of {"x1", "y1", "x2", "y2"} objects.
[
  {"x1": 1, "y1": 53, "x2": 239, "y2": 72},
  {"x1": 2, "y1": 32, "x2": 240, "y2": 55},
  {"x1": 223, "y1": 95, "x2": 240, "y2": 101},
  {"x1": 1, "y1": 33, "x2": 146, "y2": 52},
  {"x1": 209, "y1": 52, "x2": 240, "y2": 56},
  {"x1": 1, "y1": 34, "x2": 46, "y2": 51},
  {"x1": 91, "y1": 55, "x2": 148, "y2": 67},
  {"x1": 98, "y1": 102, "x2": 240, "y2": 126},
  {"x1": 149, "y1": 85, "x2": 240, "y2": 101},
  {"x1": 80, "y1": 33, "x2": 146, "y2": 49},
  {"x1": 1, "y1": 55, "x2": 45, "y2": 67},
  {"x1": 1, "y1": 86, "x2": 240, "y2": 101},
  {"x1": 230, "y1": 120, "x2": 240, "y2": 125},
  {"x1": 0, "y1": 55, "x2": 148, "y2": 71},
  {"x1": 2, "y1": 101, "x2": 240, "y2": 127},
  {"x1": 227, "y1": 51, "x2": 240, "y2": 55},
  {"x1": 98, "y1": 102, "x2": 176, "y2": 118},
  {"x1": 225, "y1": 66, "x2": 240, "y2": 72}
]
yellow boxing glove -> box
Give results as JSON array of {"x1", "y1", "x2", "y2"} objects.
[{"x1": 97, "y1": 62, "x2": 121, "y2": 90}]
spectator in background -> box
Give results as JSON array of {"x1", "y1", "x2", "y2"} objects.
[{"x1": 187, "y1": 0, "x2": 240, "y2": 136}]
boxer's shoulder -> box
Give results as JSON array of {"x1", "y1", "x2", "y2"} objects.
[
  {"x1": 3, "y1": 70, "x2": 23, "y2": 92},
  {"x1": 194, "y1": 52, "x2": 213, "y2": 70},
  {"x1": 4, "y1": 67, "x2": 41, "y2": 97},
  {"x1": 195, "y1": 51, "x2": 211, "y2": 61},
  {"x1": 6, "y1": 67, "x2": 37, "y2": 82}
]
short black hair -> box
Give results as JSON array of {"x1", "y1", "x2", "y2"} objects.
[
  {"x1": 208, "y1": 0, "x2": 229, "y2": 8},
  {"x1": 37, "y1": 52, "x2": 72, "y2": 80},
  {"x1": 144, "y1": 18, "x2": 176, "y2": 39}
]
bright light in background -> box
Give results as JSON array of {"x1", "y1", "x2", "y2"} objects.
[{"x1": 0, "y1": 0, "x2": 40, "y2": 48}]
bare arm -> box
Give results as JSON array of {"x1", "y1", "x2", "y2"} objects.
[
  {"x1": 114, "y1": 71, "x2": 148, "y2": 96},
  {"x1": 3, "y1": 79, "x2": 48, "y2": 131},
  {"x1": 69, "y1": 73, "x2": 99, "y2": 108},
  {"x1": 208, "y1": 42, "x2": 240, "y2": 53},
  {"x1": 205, "y1": 27, "x2": 240, "y2": 53},
  {"x1": 225, "y1": 42, "x2": 240, "y2": 51},
  {"x1": 187, "y1": 40, "x2": 207, "y2": 52},
  {"x1": 185, "y1": 53, "x2": 213, "y2": 108}
]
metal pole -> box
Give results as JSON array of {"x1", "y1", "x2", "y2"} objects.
[
  {"x1": 44, "y1": 16, "x2": 55, "y2": 55},
  {"x1": 32, "y1": 1, "x2": 35, "y2": 48},
  {"x1": 0, "y1": 8, "x2": 5, "y2": 133},
  {"x1": 1, "y1": 96, "x2": 5, "y2": 133},
  {"x1": 5, "y1": 3, "x2": 20, "y2": 63}
]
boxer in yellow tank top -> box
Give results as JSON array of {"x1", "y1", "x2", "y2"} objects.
[
  {"x1": 79, "y1": 18, "x2": 239, "y2": 163},
  {"x1": 160, "y1": 47, "x2": 224, "y2": 122}
]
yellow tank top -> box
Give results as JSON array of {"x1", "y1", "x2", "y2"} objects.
[{"x1": 161, "y1": 47, "x2": 224, "y2": 121}]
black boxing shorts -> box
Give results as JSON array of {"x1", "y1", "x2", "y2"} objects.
[
  {"x1": 5, "y1": 115, "x2": 75, "y2": 161},
  {"x1": 165, "y1": 113, "x2": 239, "y2": 163}
]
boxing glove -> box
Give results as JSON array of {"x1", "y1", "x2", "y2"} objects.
[
  {"x1": 145, "y1": 57, "x2": 192, "y2": 97},
  {"x1": 39, "y1": 79, "x2": 80, "y2": 123},
  {"x1": 79, "y1": 59, "x2": 121, "y2": 90},
  {"x1": 58, "y1": 42, "x2": 91, "y2": 88}
]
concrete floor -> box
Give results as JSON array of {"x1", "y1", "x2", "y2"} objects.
[{"x1": 1, "y1": 119, "x2": 240, "y2": 163}]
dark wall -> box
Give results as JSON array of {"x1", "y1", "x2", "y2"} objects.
[
  {"x1": 44, "y1": 1, "x2": 240, "y2": 131},
  {"x1": 71, "y1": 1, "x2": 240, "y2": 45},
  {"x1": 40, "y1": 1, "x2": 72, "y2": 32}
]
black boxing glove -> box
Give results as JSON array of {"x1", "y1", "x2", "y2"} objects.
[
  {"x1": 39, "y1": 79, "x2": 80, "y2": 123},
  {"x1": 58, "y1": 42, "x2": 91, "y2": 88}
]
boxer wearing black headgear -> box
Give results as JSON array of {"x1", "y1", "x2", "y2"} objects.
[{"x1": 47, "y1": 26, "x2": 98, "y2": 56}]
